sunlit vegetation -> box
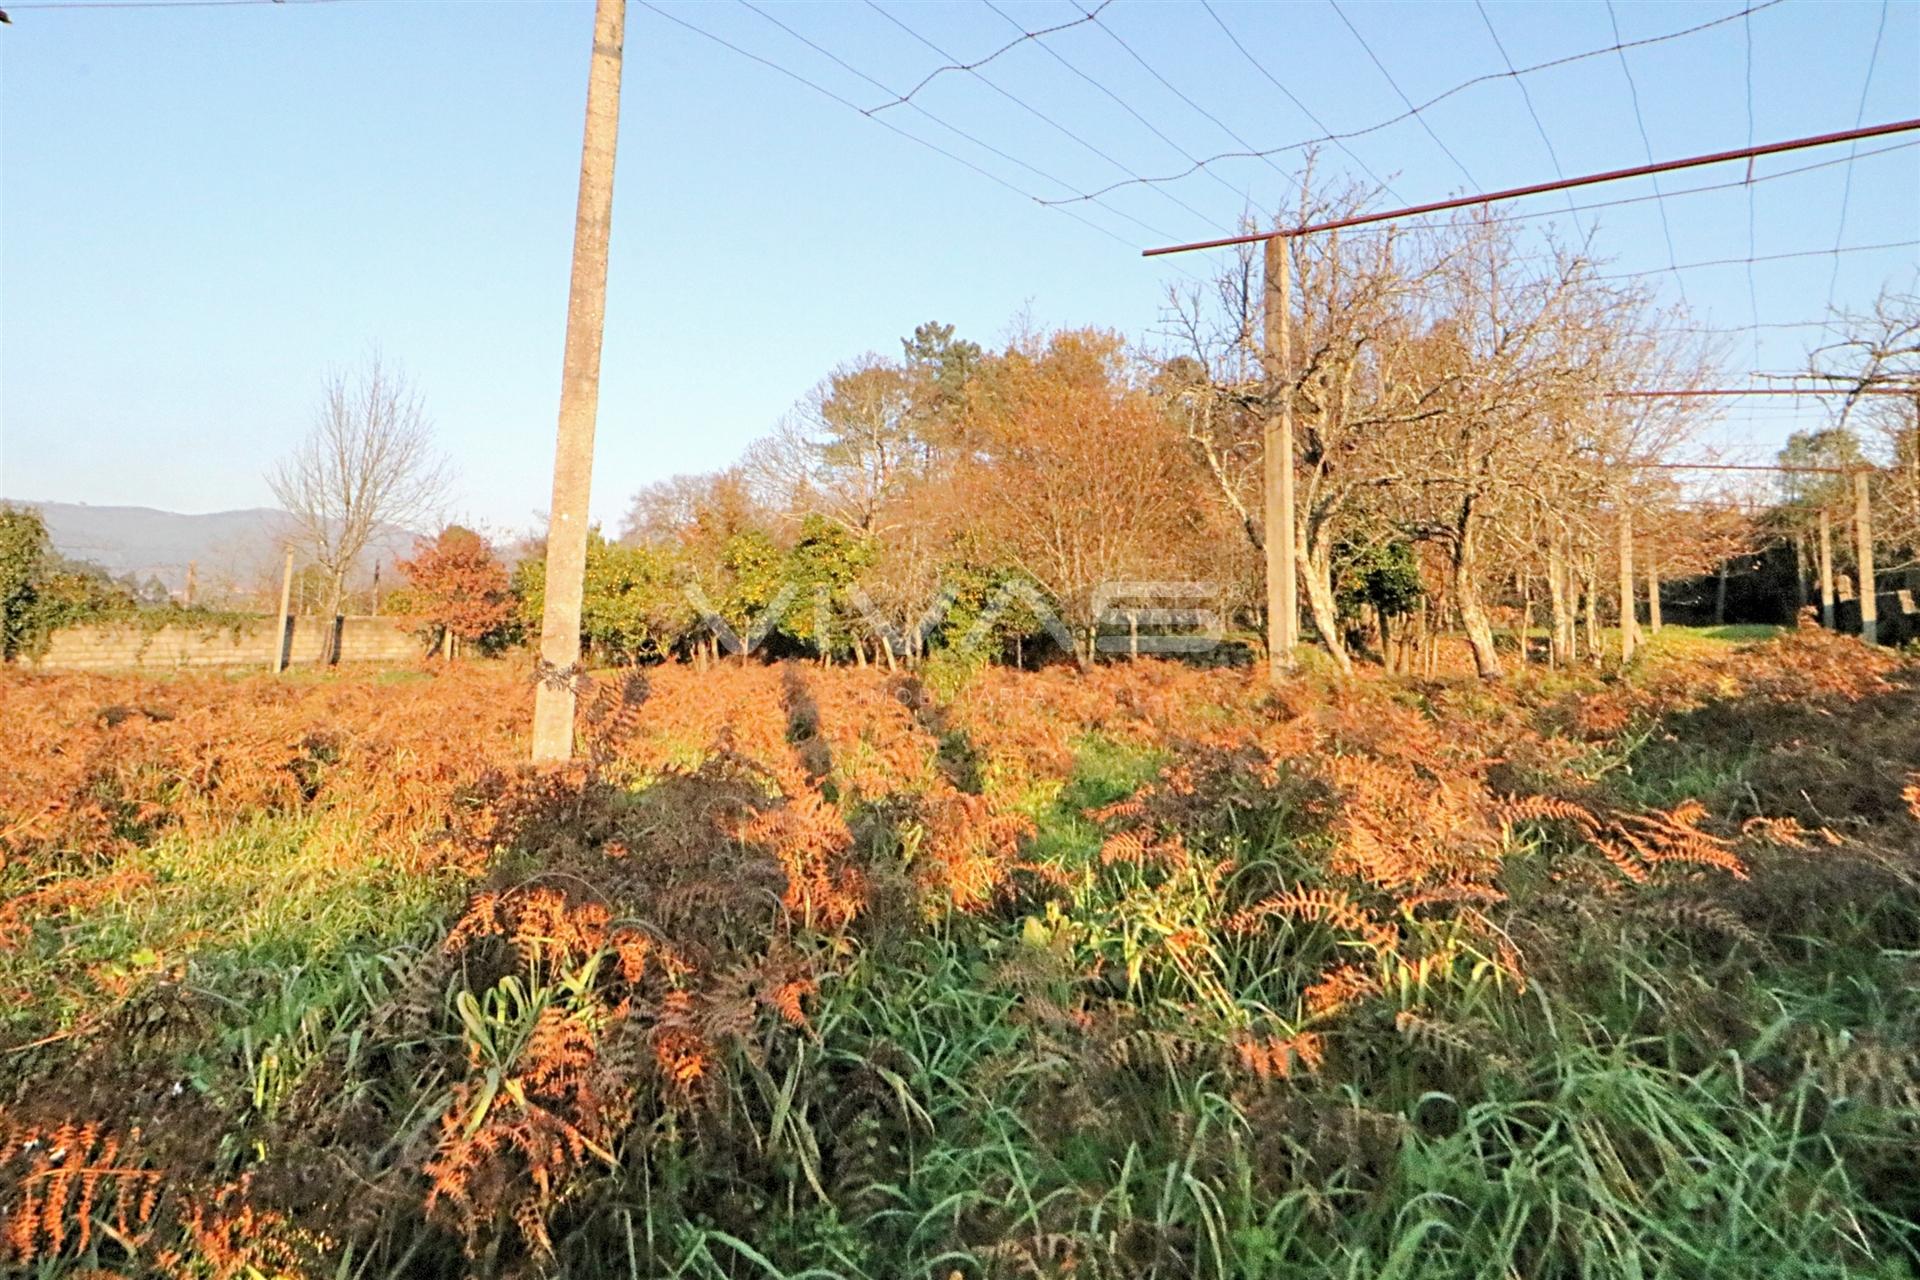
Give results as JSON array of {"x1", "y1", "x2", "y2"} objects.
[{"x1": 1, "y1": 624, "x2": 1916, "y2": 1277}]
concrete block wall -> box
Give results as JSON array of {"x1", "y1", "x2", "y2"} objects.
[{"x1": 23, "y1": 616, "x2": 425, "y2": 672}]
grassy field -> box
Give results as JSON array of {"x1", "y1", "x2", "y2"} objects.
[{"x1": 1, "y1": 626, "x2": 1917, "y2": 1279}]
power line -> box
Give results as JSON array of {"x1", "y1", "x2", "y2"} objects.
[
  {"x1": 1743, "y1": 5, "x2": 1761, "y2": 375},
  {"x1": 1143, "y1": 118, "x2": 1920, "y2": 254},
  {"x1": 6, "y1": 0, "x2": 347, "y2": 8},
  {"x1": 1594, "y1": 238, "x2": 1919, "y2": 284},
  {"x1": 979, "y1": 0, "x2": 1248, "y2": 206},
  {"x1": 1671, "y1": 317, "x2": 1853, "y2": 336},
  {"x1": 1615, "y1": 387, "x2": 1919, "y2": 400},
  {"x1": 1475, "y1": 0, "x2": 1584, "y2": 239},
  {"x1": 1330, "y1": 0, "x2": 1478, "y2": 187},
  {"x1": 865, "y1": 0, "x2": 1229, "y2": 236},
  {"x1": 634, "y1": 1, "x2": 1186, "y2": 265},
  {"x1": 1049, "y1": 0, "x2": 1785, "y2": 207},
  {"x1": 1083, "y1": 3, "x2": 1286, "y2": 179},
  {"x1": 1197, "y1": 0, "x2": 1401, "y2": 202},
  {"x1": 732, "y1": 0, "x2": 1196, "y2": 248},
  {"x1": 863, "y1": 0, "x2": 1113, "y2": 115},
  {"x1": 1605, "y1": 0, "x2": 1687, "y2": 305},
  {"x1": 1824, "y1": 0, "x2": 1892, "y2": 312},
  {"x1": 1285, "y1": 137, "x2": 1919, "y2": 240}
]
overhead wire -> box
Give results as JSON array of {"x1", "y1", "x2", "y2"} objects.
[
  {"x1": 864, "y1": 0, "x2": 1231, "y2": 236},
  {"x1": 1474, "y1": 0, "x2": 1585, "y2": 239},
  {"x1": 978, "y1": 0, "x2": 1250, "y2": 206},
  {"x1": 861, "y1": 0, "x2": 1114, "y2": 114},
  {"x1": 732, "y1": 0, "x2": 1202, "y2": 250},
  {"x1": 5, "y1": 0, "x2": 348, "y2": 8},
  {"x1": 1197, "y1": 0, "x2": 1403, "y2": 203},
  {"x1": 1823, "y1": 0, "x2": 1892, "y2": 311},
  {"x1": 1080, "y1": 2, "x2": 1287, "y2": 180},
  {"x1": 1593, "y1": 238, "x2": 1920, "y2": 284},
  {"x1": 634, "y1": 1, "x2": 1201, "y2": 274},
  {"x1": 1044, "y1": 0, "x2": 1785, "y2": 206},
  {"x1": 1259, "y1": 137, "x2": 1920, "y2": 240},
  {"x1": 1329, "y1": 0, "x2": 1479, "y2": 187},
  {"x1": 1605, "y1": 0, "x2": 1688, "y2": 305},
  {"x1": 1743, "y1": 6, "x2": 1762, "y2": 374}
]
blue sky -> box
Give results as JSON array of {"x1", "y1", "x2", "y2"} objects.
[{"x1": 3, "y1": 0, "x2": 1916, "y2": 535}]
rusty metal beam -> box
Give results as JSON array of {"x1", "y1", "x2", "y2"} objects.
[
  {"x1": 1610, "y1": 386, "x2": 1919, "y2": 398},
  {"x1": 1142, "y1": 118, "x2": 1920, "y2": 256}
]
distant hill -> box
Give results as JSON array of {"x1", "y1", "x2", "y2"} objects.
[{"x1": 4, "y1": 500, "x2": 420, "y2": 599}]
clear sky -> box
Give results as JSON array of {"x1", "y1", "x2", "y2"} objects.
[{"x1": 2, "y1": 0, "x2": 1916, "y2": 536}]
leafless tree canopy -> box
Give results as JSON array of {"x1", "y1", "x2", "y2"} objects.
[
  {"x1": 593, "y1": 186, "x2": 1911, "y2": 674},
  {"x1": 269, "y1": 354, "x2": 450, "y2": 628}
]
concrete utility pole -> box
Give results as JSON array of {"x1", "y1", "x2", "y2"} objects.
[
  {"x1": 531, "y1": 0, "x2": 627, "y2": 765},
  {"x1": 1818, "y1": 509, "x2": 1836, "y2": 630},
  {"x1": 272, "y1": 548, "x2": 294, "y2": 675},
  {"x1": 1854, "y1": 469, "x2": 1877, "y2": 645},
  {"x1": 1261, "y1": 233, "x2": 1298, "y2": 679},
  {"x1": 1617, "y1": 499, "x2": 1638, "y2": 663}
]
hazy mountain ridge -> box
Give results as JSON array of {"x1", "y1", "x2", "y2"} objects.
[{"x1": 4, "y1": 500, "x2": 420, "y2": 596}]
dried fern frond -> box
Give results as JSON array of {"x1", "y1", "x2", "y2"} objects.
[
  {"x1": 1, "y1": 1119, "x2": 163, "y2": 1266},
  {"x1": 1229, "y1": 887, "x2": 1398, "y2": 953}
]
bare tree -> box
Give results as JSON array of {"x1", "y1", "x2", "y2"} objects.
[
  {"x1": 1811, "y1": 288, "x2": 1920, "y2": 576},
  {"x1": 269, "y1": 354, "x2": 448, "y2": 663}
]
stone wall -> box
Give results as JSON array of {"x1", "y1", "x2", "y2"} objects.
[{"x1": 22, "y1": 616, "x2": 425, "y2": 672}]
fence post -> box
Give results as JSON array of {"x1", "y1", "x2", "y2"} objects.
[{"x1": 272, "y1": 549, "x2": 294, "y2": 674}]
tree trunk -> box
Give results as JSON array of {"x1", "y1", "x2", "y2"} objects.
[
  {"x1": 1546, "y1": 536, "x2": 1573, "y2": 669},
  {"x1": 1713, "y1": 562, "x2": 1729, "y2": 626},
  {"x1": 1446, "y1": 499, "x2": 1501, "y2": 680},
  {"x1": 442, "y1": 627, "x2": 455, "y2": 663},
  {"x1": 1581, "y1": 562, "x2": 1601, "y2": 663},
  {"x1": 1302, "y1": 527, "x2": 1353, "y2": 676},
  {"x1": 1452, "y1": 516, "x2": 1503, "y2": 680},
  {"x1": 1516, "y1": 573, "x2": 1533, "y2": 667},
  {"x1": 316, "y1": 570, "x2": 345, "y2": 667},
  {"x1": 530, "y1": 0, "x2": 627, "y2": 765},
  {"x1": 1646, "y1": 558, "x2": 1663, "y2": 634}
]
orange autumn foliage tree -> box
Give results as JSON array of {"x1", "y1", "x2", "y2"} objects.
[{"x1": 396, "y1": 525, "x2": 515, "y2": 659}]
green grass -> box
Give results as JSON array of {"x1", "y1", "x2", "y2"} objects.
[
  {"x1": 7, "y1": 645, "x2": 1916, "y2": 1280},
  {"x1": 572, "y1": 685, "x2": 1917, "y2": 1278},
  {"x1": 1, "y1": 810, "x2": 457, "y2": 1071},
  {"x1": 606, "y1": 723, "x2": 1916, "y2": 1279}
]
